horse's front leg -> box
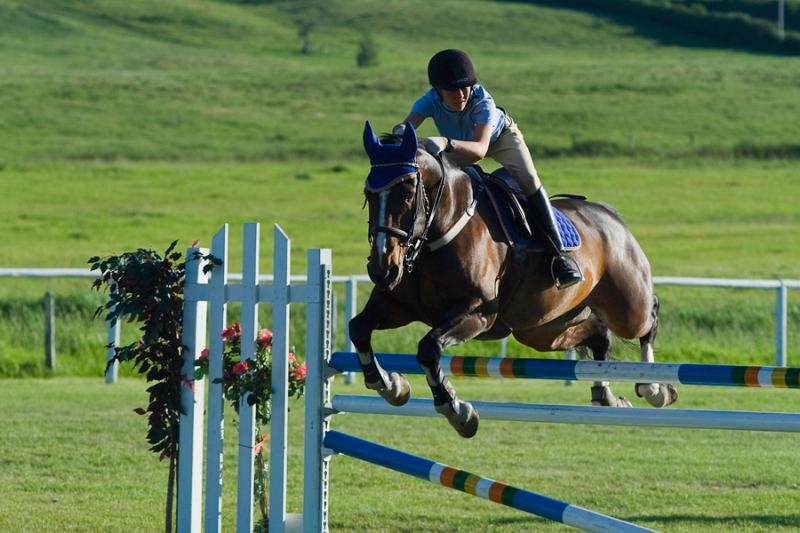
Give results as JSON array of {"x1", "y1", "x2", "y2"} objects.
[
  {"x1": 349, "y1": 290, "x2": 413, "y2": 406},
  {"x1": 418, "y1": 308, "x2": 491, "y2": 439}
]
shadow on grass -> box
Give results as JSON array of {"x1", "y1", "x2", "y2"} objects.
[
  {"x1": 629, "y1": 513, "x2": 800, "y2": 528},
  {"x1": 489, "y1": 512, "x2": 800, "y2": 529},
  {"x1": 500, "y1": 0, "x2": 799, "y2": 56}
]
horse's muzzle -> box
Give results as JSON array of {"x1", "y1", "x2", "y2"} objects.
[{"x1": 368, "y1": 261, "x2": 402, "y2": 291}]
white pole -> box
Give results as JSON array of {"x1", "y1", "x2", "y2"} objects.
[
  {"x1": 204, "y1": 225, "x2": 229, "y2": 533},
  {"x1": 333, "y1": 395, "x2": 800, "y2": 433},
  {"x1": 177, "y1": 247, "x2": 209, "y2": 533},
  {"x1": 343, "y1": 277, "x2": 357, "y2": 384},
  {"x1": 44, "y1": 292, "x2": 56, "y2": 371},
  {"x1": 776, "y1": 282, "x2": 788, "y2": 367},
  {"x1": 237, "y1": 224, "x2": 260, "y2": 533},
  {"x1": 268, "y1": 225, "x2": 291, "y2": 533},
  {"x1": 105, "y1": 304, "x2": 120, "y2": 384},
  {"x1": 303, "y1": 248, "x2": 333, "y2": 533}
]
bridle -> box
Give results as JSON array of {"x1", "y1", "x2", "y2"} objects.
[{"x1": 368, "y1": 154, "x2": 447, "y2": 273}]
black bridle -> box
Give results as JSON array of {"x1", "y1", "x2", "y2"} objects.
[{"x1": 368, "y1": 154, "x2": 448, "y2": 273}]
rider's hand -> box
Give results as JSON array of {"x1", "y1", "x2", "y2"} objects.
[
  {"x1": 423, "y1": 137, "x2": 448, "y2": 157},
  {"x1": 391, "y1": 123, "x2": 406, "y2": 136}
]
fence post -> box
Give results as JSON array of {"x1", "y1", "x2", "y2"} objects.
[
  {"x1": 204, "y1": 225, "x2": 229, "y2": 533},
  {"x1": 776, "y1": 282, "x2": 788, "y2": 367},
  {"x1": 303, "y1": 248, "x2": 333, "y2": 533},
  {"x1": 177, "y1": 247, "x2": 209, "y2": 533},
  {"x1": 105, "y1": 304, "x2": 120, "y2": 384},
  {"x1": 343, "y1": 277, "x2": 357, "y2": 384},
  {"x1": 268, "y1": 225, "x2": 289, "y2": 533},
  {"x1": 44, "y1": 292, "x2": 56, "y2": 371}
]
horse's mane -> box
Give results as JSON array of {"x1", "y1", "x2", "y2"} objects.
[
  {"x1": 380, "y1": 132, "x2": 402, "y2": 144},
  {"x1": 377, "y1": 132, "x2": 463, "y2": 182}
]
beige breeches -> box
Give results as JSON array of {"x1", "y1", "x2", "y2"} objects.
[{"x1": 486, "y1": 118, "x2": 541, "y2": 195}]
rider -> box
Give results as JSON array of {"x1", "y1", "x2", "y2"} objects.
[{"x1": 393, "y1": 49, "x2": 583, "y2": 289}]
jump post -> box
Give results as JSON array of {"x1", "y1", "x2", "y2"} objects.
[{"x1": 177, "y1": 224, "x2": 800, "y2": 532}]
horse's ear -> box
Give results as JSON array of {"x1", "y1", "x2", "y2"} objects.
[
  {"x1": 400, "y1": 121, "x2": 418, "y2": 159},
  {"x1": 363, "y1": 121, "x2": 380, "y2": 158}
]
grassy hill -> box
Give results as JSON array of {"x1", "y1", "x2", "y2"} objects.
[
  {"x1": 0, "y1": 0, "x2": 798, "y2": 376},
  {"x1": 2, "y1": 0, "x2": 800, "y2": 163}
]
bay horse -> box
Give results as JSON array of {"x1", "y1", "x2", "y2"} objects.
[{"x1": 350, "y1": 121, "x2": 677, "y2": 438}]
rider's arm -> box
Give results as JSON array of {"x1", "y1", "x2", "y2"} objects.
[
  {"x1": 394, "y1": 113, "x2": 425, "y2": 135},
  {"x1": 448, "y1": 123, "x2": 492, "y2": 163}
]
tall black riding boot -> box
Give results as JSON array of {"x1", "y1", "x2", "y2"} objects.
[{"x1": 525, "y1": 187, "x2": 584, "y2": 289}]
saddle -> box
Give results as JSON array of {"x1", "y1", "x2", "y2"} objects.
[{"x1": 464, "y1": 165, "x2": 581, "y2": 251}]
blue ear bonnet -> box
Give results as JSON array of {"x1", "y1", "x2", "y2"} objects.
[{"x1": 363, "y1": 121, "x2": 419, "y2": 192}]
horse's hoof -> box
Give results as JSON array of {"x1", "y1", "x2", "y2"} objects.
[
  {"x1": 436, "y1": 400, "x2": 480, "y2": 438},
  {"x1": 591, "y1": 385, "x2": 631, "y2": 408},
  {"x1": 636, "y1": 382, "x2": 678, "y2": 408},
  {"x1": 377, "y1": 372, "x2": 411, "y2": 406}
]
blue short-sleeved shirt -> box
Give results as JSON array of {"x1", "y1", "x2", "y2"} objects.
[{"x1": 410, "y1": 84, "x2": 507, "y2": 144}]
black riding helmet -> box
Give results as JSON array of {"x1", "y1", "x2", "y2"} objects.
[{"x1": 427, "y1": 49, "x2": 477, "y2": 90}]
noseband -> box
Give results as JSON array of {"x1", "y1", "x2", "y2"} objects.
[{"x1": 369, "y1": 155, "x2": 447, "y2": 273}]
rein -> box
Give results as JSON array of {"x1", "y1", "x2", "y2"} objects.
[{"x1": 369, "y1": 153, "x2": 483, "y2": 273}]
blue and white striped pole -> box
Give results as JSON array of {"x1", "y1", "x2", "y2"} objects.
[{"x1": 324, "y1": 431, "x2": 656, "y2": 532}]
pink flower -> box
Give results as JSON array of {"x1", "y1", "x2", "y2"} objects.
[
  {"x1": 257, "y1": 329, "x2": 273, "y2": 346},
  {"x1": 231, "y1": 361, "x2": 249, "y2": 377},
  {"x1": 288, "y1": 352, "x2": 297, "y2": 364},
  {"x1": 222, "y1": 323, "x2": 241, "y2": 343},
  {"x1": 199, "y1": 348, "x2": 209, "y2": 362},
  {"x1": 291, "y1": 362, "x2": 306, "y2": 381}
]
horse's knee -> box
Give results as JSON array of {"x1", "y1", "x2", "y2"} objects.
[
  {"x1": 349, "y1": 314, "x2": 372, "y2": 352},
  {"x1": 416, "y1": 334, "x2": 443, "y2": 369}
]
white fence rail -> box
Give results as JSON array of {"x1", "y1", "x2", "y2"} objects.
[{"x1": 1, "y1": 269, "x2": 797, "y2": 377}]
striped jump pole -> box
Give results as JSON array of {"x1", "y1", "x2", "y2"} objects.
[
  {"x1": 330, "y1": 352, "x2": 800, "y2": 388},
  {"x1": 324, "y1": 431, "x2": 656, "y2": 533},
  {"x1": 332, "y1": 395, "x2": 800, "y2": 433}
]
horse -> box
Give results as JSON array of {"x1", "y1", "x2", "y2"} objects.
[{"x1": 349, "y1": 121, "x2": 677, "y2": 438}]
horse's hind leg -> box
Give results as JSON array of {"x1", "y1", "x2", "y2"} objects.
[
  {"x1": 514, "y1": 315, "x2": 630, "y2": 407},
  {"x1": 349, "y1": 291, "x2": 412, "y2": 406},
  {"x1": 635, "y1": 295, "x2": 678, "y2": 407},
  {"x1": 578, "y1": 324, "x2": 633, "y2": 408}
]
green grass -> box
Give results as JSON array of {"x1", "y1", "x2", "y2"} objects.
[
  {"x1": 1, "y1": 377, "x2": 798, "y2": 532},
  {"x1": 1, "y1": 0, "x2": 800, "y2": 163},
  {"x1": 2, "y1": 2, "x2": 800, "y2": 528},
  {"x1": 1, "y1": 158, "x2": 797, "y2": 375}
]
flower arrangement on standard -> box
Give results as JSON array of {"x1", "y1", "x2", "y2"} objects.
[{"x1": 194, "y1": 321, "x2": 306, "y2": 532}]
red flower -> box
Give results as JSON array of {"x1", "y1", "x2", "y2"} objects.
[
  {"x1": 257, "y1": 329, "x2": 273, "y2": 346},
  {"x1": 288, "y1": 352, "x2": 297, "y2": 364},
  {"x1": 222, "y1": 323, "x2": 242, "y2": 343},
  {"x1": 291, "y1": 362, "x2": 306, "y2": 380},
  {"x1": 198, "y1": 348, "x2": 210, "y2": 362},
  {"x1": 231, "y1": 361, "x2": 249, "y2": 377}
]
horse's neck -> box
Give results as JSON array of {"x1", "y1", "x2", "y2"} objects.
[{"x1": 422, "y1": 158, "x2": 472, "y2": 237}]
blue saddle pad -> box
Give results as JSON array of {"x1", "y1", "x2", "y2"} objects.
[
  {"x1": 475, "y1": 167, "x2": 581, "y2": 251},
  {"x1": 510, "y1": 207, "x2": 580, "y2": 251}
]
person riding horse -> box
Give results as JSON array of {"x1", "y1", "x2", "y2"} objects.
[{"x1": 393, "y1": 48, "x2": 583, "y2": 289}]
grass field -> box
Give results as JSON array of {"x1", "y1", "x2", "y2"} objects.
[
  {"x1": 2, "y1": 0, "x2": 800, "y2": 531},
  {"x1": 1, "y1": 377, "x2": 799, "y2": 532}
]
